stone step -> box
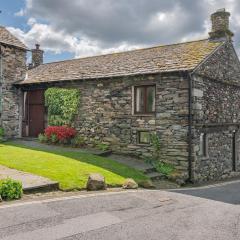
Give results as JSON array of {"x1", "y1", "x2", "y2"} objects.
[
  {"x1": 142, "y1": 167, "x2": 157, "y2": 174},
  {"x1": 23, "y1": 181, "x2": 59, "y2": 194},
  {"x1": 96, "y1": 150, "x2": 113, "y2": 157},
  {"x1": 146, "y1": 171, "x2": 165, "y2": 180}
]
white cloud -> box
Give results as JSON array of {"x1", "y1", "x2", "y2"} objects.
[
  {"x1": 11, "y1": 0, "x2": 240, "y2": 60},
  {"x1": 181, "y1": 20, "x2": 210, "y2": 42},
  {"x1": 7, "y1": 21, "x2": 141, "y2": 59}
]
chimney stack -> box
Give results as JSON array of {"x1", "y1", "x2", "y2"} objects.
[
  {"x1": 31, "y1": 43, "x2": 44, "y2": 67},
  {"x1": 209, "y1": 9, "x2": 234, "y2": 41}
]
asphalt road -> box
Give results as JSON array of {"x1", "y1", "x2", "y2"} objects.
[
  {"x1": 172, "y1": 179, "x2": 240, "y2": 204},
  {"x1": 1, "y1": 183, "x2": 240, "y2": 240}
]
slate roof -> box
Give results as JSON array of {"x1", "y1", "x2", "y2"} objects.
[
  {"x1": 0, "y1": 26, "x2": 28, "y2": 50},
  {"x1": 20, "y1": 39, "x2": 223, "y2": 85}
]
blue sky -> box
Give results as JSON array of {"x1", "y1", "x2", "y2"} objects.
[
  {"x1": 1, "y1": 1, "x2": 26, "y2": 27},
  {"x1": 0, "y1": 0, "x2": 74, "y2": 62},
  {"x1": 2, "y1": 0, "x2": 240, "y2": 63}
]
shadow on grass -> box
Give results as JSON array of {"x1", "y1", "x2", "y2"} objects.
[{"x1": 2, "y1": 141, "x2": 148, "y2": 183}]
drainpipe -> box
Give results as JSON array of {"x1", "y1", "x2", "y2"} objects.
[
  {"x1": 186, "y1": 71, "x2": 193, "y2": 182},
  {"x1": 0, "y1": 46, "x2": 2, "y2": 82},
  {"x1": 0, "y1": 46, "x2": 3, "y2": 115}
]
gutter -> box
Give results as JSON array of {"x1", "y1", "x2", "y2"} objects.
[
  {"x1": 0, "y1": 46, "x2": 2, "y2": 83},
  {"x1": 0, "y1": 46, "x2": 2, "y2": 116},
  {"x1": 186, "y1": 70, "x2": 193, "y2": 182}
]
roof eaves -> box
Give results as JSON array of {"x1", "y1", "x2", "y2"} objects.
[
  {"x1": 17, "y1": 68, "x2": 194, "y2": 86},
  {"x1": 0, "y1": 41, "x2": 29, "y2": 51}
]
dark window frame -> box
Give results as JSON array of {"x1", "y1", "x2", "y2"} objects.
[
  {"x1": 200, "y1": 133, "x2": 208, "y2": 157},
  {"x1": 138, "y1": 131, "x2": 151, "y2": 145},
  {"x1": 134, "y1": 85, "x2": 156, "y2": 114},
  {"x1": 232, "y1": 130, "x2": 238, "y2": 172}
]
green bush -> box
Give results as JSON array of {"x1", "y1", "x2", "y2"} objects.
[
  {"x1": 95, "y1": 142, "x2": 110, "y2": 151},
  {"x1": 155, "y1": 162, "x2": 175, "y2": 176},
  {"x1": 45, "y1": 88, "x2": 80, "y2": 126},
  {"x1": 150, "y1": 133, "x2": 161, "y2": 159},
  {"x1": 71, "y1": 135, "x2": 86, "y2": 147},
  {"x1": 144, "y1": 133, "x2": 175, "y2": 177},
  {"x1": 0, "y1": 178, "x2": 22, "y2": 200},
  {"x1": 0, "y1": 127, "x2": 4, "y2": 142},
  {"x1": 38, "y1": 133, "x2": 48, "y2": 143},
  {"x1": 50, "y1": 134, "x2": 58, "y2": 144}
]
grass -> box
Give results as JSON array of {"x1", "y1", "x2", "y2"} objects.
[{"x1": 0, "y1": 142, "x2": 148, "y2": 191}]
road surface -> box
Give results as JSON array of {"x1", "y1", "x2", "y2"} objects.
[{"x1": 1, "y1": 181, "x2": 240, "y2": 240}]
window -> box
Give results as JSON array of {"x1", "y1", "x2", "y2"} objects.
[
  {"x1": 138, "y1": 131, "x2": 151, "y2": 144},
  {"x1": 199, "y1": 133, "x2": 208, "y2": 157},
  {"x1": 134, "y1": 85, "x2": 155, "y2": 114},
  {"x1": 232, "y1": 131, "x2": 236, "y2": 171}
]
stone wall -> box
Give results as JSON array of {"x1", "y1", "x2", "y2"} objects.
[
  {"x1": 196, "y1": 41, "x2": 240, "y2": 85},
  {"x1": 41, "y1": 72, "x2": 190, "y2": 179},
  {"x1": 192, "y1": 41, "x2": 240, "y2": 182},
  {"x1": 0, "y1": 44, "x2": 26, "y2": 138}
]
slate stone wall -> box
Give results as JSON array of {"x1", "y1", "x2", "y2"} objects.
[
  {"x1": 196, "y1": 41, "x2": 240, "y2": 85},
  {"x1": 0, "y1": 44, "x2": 26, "y2": 138},
  {"x1": 46, "y1": 72, "x2": 190, "y2": 179},
  {"x1": 192, "y1": 41, "x2": 240, "y2": 182}
]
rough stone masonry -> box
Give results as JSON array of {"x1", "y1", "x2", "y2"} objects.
[{"x1": 1, "y1": 9, "x2": 240, "y2": 184}]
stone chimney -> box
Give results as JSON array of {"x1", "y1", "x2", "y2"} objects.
[
  {"x1": 209, "y1": 9, "x2": 234, "y2": 40},
  {"x1": 31, "y1": 43, "x2": 44, "y2": 67}
]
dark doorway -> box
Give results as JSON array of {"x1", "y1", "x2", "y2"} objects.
[{"x1": 23, "y1": 90, "x2": 45, "y2": 137}]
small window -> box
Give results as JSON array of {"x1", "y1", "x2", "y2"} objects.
[
  {"x1": 232, "y1": 131, "x2": 236, "y2": 171},
  {"x1": 138, "y1": 131, "x2": 151, "y2": 144},
  {"x1": 199, "y1": 133, "x2": 208, "y2": 157},
  {"x1": 134, "y1": 85, "x2": 155, "y2": 114}
]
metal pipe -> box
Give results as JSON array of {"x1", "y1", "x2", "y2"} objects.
[
  {"x1": 0, "y1": 45, "x2": 2, "y2": 83},
  {"x1": 0, "y1": 45, "x2": 2, "y2": 114}
]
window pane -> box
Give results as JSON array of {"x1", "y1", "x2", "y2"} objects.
[
  {"x1": 199, "y1": 133, "x2": 204, "y2": 155},
  {"x1": 235, "y1": 131, "x2": 240, "y2": 165},
  {"x1": 136, "y1": 87, "x2": 144, "y2": 112},
  {"x1": 146, "y1": 86, "x2": 155, "y2": 112},
  {"x1": 199, "y1": 133, "x2": 207, "y2": 156},
  {"x1": 139, "y1": 131, "x2": 150, "y2": 144}
]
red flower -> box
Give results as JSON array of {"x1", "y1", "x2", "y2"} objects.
[{"x1": 45, "y1": 126, "x2": 77, "y2": 143}]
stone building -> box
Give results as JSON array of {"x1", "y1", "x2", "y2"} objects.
[
  {"x1": 1, "y1": 9, "x2": 240, "y2": 183},
  {"x1": 0, "y1": 26, "x2": 27, "y2": 138}
]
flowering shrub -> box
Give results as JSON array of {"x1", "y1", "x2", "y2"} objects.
[
  {"x1": 0, "y1": 178, "x2": 22, "y2": 201},
  {"x1": 44, "y1": 126, "x2": 77, "y2": 143}
]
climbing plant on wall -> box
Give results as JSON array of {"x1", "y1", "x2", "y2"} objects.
[{"x1": 45, "y1": 88, "x2": 80, "y2": 126}]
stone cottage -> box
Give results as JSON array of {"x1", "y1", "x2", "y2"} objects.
[{"x1": 1, "y1": 9, "x2": 240, "y2": 183}]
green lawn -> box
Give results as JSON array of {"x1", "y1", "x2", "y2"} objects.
[{"x1": 0, "y1": 142, "x2": 148, "y2": 190}]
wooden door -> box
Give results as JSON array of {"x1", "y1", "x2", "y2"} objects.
[
  {"x1": 29, "y1": 105, "x2": 45, "y2": 137},
  {"x1": 28, "y1": 90, "x2": 45, "y2": 137}
]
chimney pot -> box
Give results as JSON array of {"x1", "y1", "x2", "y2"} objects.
[
  {"x1": 209, "y1": 8, "x2": 234, "y2": 40},
  {"x1": 31, "y1": 43, "x2": 44, "y2": 67}
]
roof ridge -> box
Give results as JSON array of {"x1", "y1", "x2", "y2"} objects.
[{"x1": 33, "y1": 38, "x2": 214, "y2": 68}]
